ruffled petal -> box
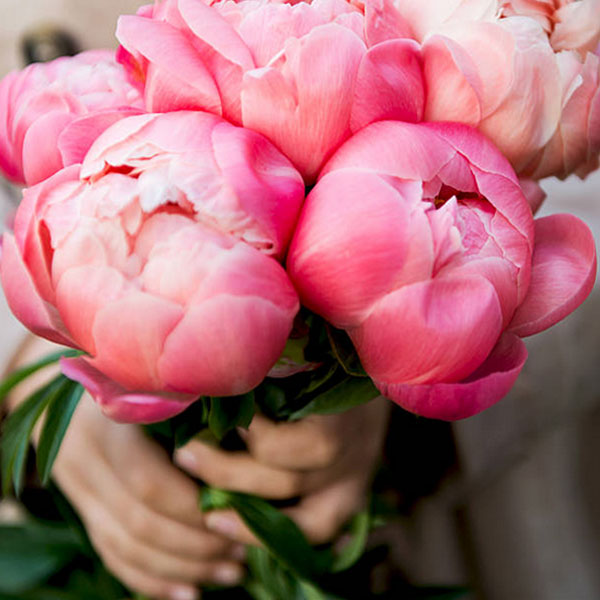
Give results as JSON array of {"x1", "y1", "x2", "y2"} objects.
[
  {"x1": 376, "y1": 333, "x2": 527, "y2": 420},
  {"x1": 61, "y1": 356, "x2": 195, "y2": 424},
  {"x1": 509, "y1": 214, "x2": 596, "y2": 337}
]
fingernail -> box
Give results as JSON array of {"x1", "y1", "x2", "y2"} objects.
[
  {"x1": 169, "y1": 586, "x2": 199, "y2": 600},
  {"x1": 231, "y1": 544, "x2": 247, "y2": 561},
  {"x1": 175, "y1": 449, "x2": 197, "y2": 470},
  {"x1": 206, "y1": 513, "x2": 238, "y2": 537},
  {"x1": 214, "y1": 565, "x2": 243, "y2": 586}
]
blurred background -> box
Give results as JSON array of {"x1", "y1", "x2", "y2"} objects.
[{"x1": 0, "y1": 1, "x2": 599, "y2": 598}]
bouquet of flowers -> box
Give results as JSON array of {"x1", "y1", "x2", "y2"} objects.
[{"x1": 0, "y1": 0, "x2": 598, "y2": 598}]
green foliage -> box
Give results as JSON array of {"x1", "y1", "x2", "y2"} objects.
[
  {"x1": 201, "y1": 488, "x2": 331, "y2": 581},
  {"x1": 330, "y1": 511, "x2": 370, "y2": 573},
  {"x1": 0, "y1": 350, "x2": 80, "y2": 408},
  {"x1": 1, "y1": 375, "x2": 65, "y2": 496},
  {"x1": 208, "y1": 394, "x2": 255, "y2": 441},
  {"x1": 0, "y1": 523, "x2": 80, "y2": 594},
  {"x1": 289, "y1": 377, "x2": 380, "y2": 421},
  {"x1": 36, "y1": 380, "x2": 84, "y2": 485}
]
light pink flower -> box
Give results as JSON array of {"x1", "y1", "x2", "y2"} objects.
[
  {"x1": 287, "y1": 121, "x2": 596, "y2": 420},
  {"x1": 0, "y1": 50, "x2": 143, "y2": 186},
  {"x1": 116, "y1": 0, "x2": 426, "y2": 182},
  {"x1": 502, "y1": 0, "x2": 600, "y2": 55},
  {"x1": 422, "y1": 16, "x2": 563, "y2": 173},
  {"x1": 1, "y1": 112, "x2": 303, "y2": 423},
  {"x1": 523, "y1": 49, "x2": 600, "y2": 179}
]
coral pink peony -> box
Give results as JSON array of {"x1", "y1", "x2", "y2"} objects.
[
  {"x1": 116, "y1": 0, "x2": 426, "y2": 182},
  {"x1": 287, "y1": 121, "x2": 596, "y2": 420},
  {"x1": 1, "y1": 112, "x2": 303, "y2": 423},
  {"x1": 0, "y1": 50, "x2": 143, "y2": 186}
]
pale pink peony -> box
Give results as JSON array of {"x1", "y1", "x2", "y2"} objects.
[
  {"x1": 422, "y1": 16, "x2": 563, "y2": 173},
  {"x1": 501, "y1": 0, "x2": 600, "y2": 55},
  {"x1": 116, "y1": 0, "x2": 426, "y2": 182},
  {"x1": 1, "y1": 111, "x2": 303, "y2": 423},
  {"x1": 522, "y1": 49, "x2": 600, "y2": 179},
  {"x1": 0, "y1": 50, "x2": 144, "y2": 186},
  {"x1": 287, "y1": 122, "x2": 596, "y2": 420}
]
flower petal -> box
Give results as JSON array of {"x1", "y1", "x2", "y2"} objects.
[
  {"x1": 509, "y1": 214, "x2": 597, "y2": 337},
  {"x1": 376, "y1": 333, "x2": 527, "y2": 420},
  {"x1": 61, "y1": 356, "x2": 195, "y2": 424}
]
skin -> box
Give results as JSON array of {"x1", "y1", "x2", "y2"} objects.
[{"x1": 8, "y1": 335, "x2": 391, "y2": 600}]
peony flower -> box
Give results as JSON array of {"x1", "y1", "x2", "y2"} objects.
[
  {"x1": 421, "y1": 16, "x2": 563, "y2": 173},
  {"x1": 0, "y1": 50, "x2": 144, "y2": 186},
  {"x1": 522, "y1": 49, "x2": 600, "y2": 179},
  {"x1": 501, "y1": 0, "x2": 600, "y2": 55},
  {"x1": 287, "y1": 121, "x2": 596, "y2": 420},
  {"x1": 116, "y1": 0, "x2": 426, "y2": 182},
  {"x1": 1, "y1": 111, "x2": 303, "y2": 423}
]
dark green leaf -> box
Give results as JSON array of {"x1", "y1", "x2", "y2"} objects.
[
  {"x1": 0, "y1": 350, "x2": 81, "y2": 406},
  {"x1": 331, "y1": 510, "x2": 370, "y2": 573},
  {"x1": 0, "y1": 523, "x2": 80, "y2": 593},
  {"x1": 37, "y1": 381, "x2": 84, "y2": 485},
  {"x1": 208, "y1": 394, "x2": 255, "y2": 441},
  {"x1": 1, "y1": 375, "x2": 65, "y2": 496},
  {"x1": 289, "y1": 377, "x2": 380, "y2": 421},
  {"x1": 325, "y1": 326, "x2": 367, "y2": 377},
  {"x1": 201, "y1": 489, "x2": 330, "y2": 580}
]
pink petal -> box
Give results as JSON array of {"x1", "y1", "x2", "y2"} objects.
[
  {"x1": 351, "y1": 39, "x2": 425, "y2": 132},
  {"x1": 211, "y1": 122, "x2": 304, "y2": 258},
  {"x1": 364, "y1": 0, "x2": 413, "y2": 46},
  {"x1": 241, "y1": 24, "x2": 365, "y2": 182},
  {"x1": 519, "y1": 177, "x2": 546, "y2": 214},
  {"x1": 61, "y1": 357, "x2": 195, "y2": 424},
  {"x1": 288, "y1": 170, "x2": 433, "y2": 327},
  {"x1": 90, "y1": 292, "x2": 184, "y2": 391},
  {"x1": 350, "y1": 274, "x2": 504, "y2": 385},
  {"x1": 22, "y1": 112, "x2": 75, "y2": 185},
  {"x1": 159, "y1": 295, "x2": 295, "y2": 397},
  {"x1": 116, "y1": 16, "x2": 222, "y2": 114},
  {"x1": 509, "y1": 214, "x2": 597, "y2": 337},
  {"x1": 58, "y1": 108, "x2": 143, "y2": 167},
  {"x1": 0, "y1": 232, "x2": 74, "y2": 346},
  {"x1": 377, "y1": 333, "x2": 527, "y2": 420}
]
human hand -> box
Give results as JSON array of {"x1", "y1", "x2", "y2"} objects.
[
  {"x1": 10, "y1": 337, "x2": 245, "y2": 600},
  {"x1": 175, "y1": 397, "x2": 391, "y2": 547}
]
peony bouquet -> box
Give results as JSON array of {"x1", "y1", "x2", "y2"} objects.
[{"x1": 0, "y1": 0, "x2": 598, "y2": 597}]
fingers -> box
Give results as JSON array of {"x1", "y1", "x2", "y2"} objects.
[
  {"x1": 85, "y1": 499, "x2": 244, "y2": 586},
  {"x1": 56, "y1": 436, "x2": 236, "y2": 562},
  {"x1": 285, "y1": 476, "x2": 366, "y2": 545},
  {"x1": 202, "y1": 475, "x2": 365, "y2": 547},
  {"x1": 91, "y1": 531, "x2": 203, "y2": 600},
  {"x1": 240, "y1": 414, "x2": 350, "y2": 471},
  {"x1": 175, "y1": 441, "x2": 304, "y2": 500},
  {"x1": 91, "y1": 405, "x2": 206, "y2": 528}
]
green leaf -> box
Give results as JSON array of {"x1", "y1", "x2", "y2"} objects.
[
  {"x1": 201, "y1": 488, "x2": 330, "y2": 580},
  {"x1": 1, "y1": 375, "x2": 66, "y2": 496},
  {"x1": 0, "y1": 523, "x2": 80, "y2": 593},
  {"x1": 37, "y1": 380, "x2": 84, "y2": 485},
  {"x1": 331, "y1": 510, "x2": 370, "y2": 573},
  {"x1": 0, "y1": 350, "x2": 80, "y2": 406},
  {"x1": 325, "y1": 326, "x2": 367, "y2": 377},
  {"x1": 208, "y1": 394, "x2": 255, "y2": 441},
  {"x1": 289, "y1": 377, "x2": 380, "y2": 421}
]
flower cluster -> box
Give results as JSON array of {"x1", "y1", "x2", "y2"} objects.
[{"x1": 0, "y1": 0, "x2": 598, "y2": 422}]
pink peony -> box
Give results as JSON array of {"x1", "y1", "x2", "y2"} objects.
[
  {"x1": 287, "y1": 121, "x2": 596, "y2": 420},
  {"x1": 421, "y1": 16, "x2": 563, "y2": 173},
  {"x1": 0, "y1": 50, "x2": 144, "y2": 186},
  {"x1": 501, "y1": 0, "x2": 600, "y2": 55},
  {"x1": 1, "y1": 112, "x2": 303, "y2": 423},
  {"x1": 116, "y1": 0, "x2": 426, "y2": 182}
]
